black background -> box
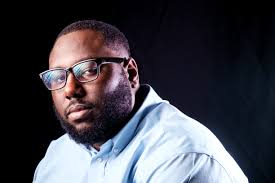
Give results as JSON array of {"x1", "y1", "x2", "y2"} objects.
[{"x1": 6, "y1": 0, "x2": 274, "y2": 182}]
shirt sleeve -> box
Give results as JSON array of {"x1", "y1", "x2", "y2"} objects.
[{"x1": 135, "y1": 152, "x2": 248, "y2": 183}]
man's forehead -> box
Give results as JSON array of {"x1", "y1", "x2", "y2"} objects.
[{"x1": 49, "y1": 30, "x2": 106, "y2": 67}]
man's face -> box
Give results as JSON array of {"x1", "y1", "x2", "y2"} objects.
[{"x1": 49, "y1": 30, "x2": 136, "y2": 146}]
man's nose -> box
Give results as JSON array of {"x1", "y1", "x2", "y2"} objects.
[{"x1": 64, "y1": 74, "x2": 85, "y2": 99}]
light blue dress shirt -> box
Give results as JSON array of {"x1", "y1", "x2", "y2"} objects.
[{"x1": 33, "y1": 85, "x2": 248, "y2": 183}]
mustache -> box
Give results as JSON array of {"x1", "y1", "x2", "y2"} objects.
[{"x1": 64, "y1": 100, "x2": 95, "y2": 118}]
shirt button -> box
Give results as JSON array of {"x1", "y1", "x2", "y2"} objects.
[
  {"x1": 113, "y1": 148, "x2": 119, "y2": 153},
  {"x1": 97, "y1": 158, "x2": 103, "y2": 162}
]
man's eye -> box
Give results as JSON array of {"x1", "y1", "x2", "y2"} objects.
[
  {"x1": 52, "y1": 77, "x2": 64, "y2": 84},
  {"x1": 82, "y1": 68, "x2": 97, "y2": 76},
  {"x1": 56, "y1": 78, "x2": 64, "y2": 83}
]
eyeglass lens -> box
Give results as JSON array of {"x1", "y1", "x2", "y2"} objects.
[{"x1": 42, "y1": 60, "x2": 98, "y2": 90}]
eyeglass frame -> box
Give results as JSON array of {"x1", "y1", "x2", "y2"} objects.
[{"x1": 39, "y1": 57, "x2": 128, "y2": 91}]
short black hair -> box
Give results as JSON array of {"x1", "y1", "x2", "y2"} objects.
[{"x1": 56, "y1": 20, "x2": 130, "y2": 56}]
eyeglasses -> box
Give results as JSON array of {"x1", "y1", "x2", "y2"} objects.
[{"x1": 39, "y1": 57, "x2": 127, "y2": 91}]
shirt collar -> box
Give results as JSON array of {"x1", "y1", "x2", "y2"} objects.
[{"x1": 110, "y1": 84, "x2": 163, "y2": 156}]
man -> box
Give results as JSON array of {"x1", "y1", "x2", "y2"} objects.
[{"x1": 34, "y1": 20, "x2": 248, "y2": 182}]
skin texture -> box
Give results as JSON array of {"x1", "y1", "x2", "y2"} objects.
[{"x1": 49, "y1": 30, "x2": 140, "y2": 150}]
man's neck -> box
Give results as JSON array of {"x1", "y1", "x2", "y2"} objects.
[{"x1": 92, "y1": 142, "x2": 103, "y2": 151}]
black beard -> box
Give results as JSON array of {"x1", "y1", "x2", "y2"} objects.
[{"x1": 54, "y1": 74, "x2": 133, "y2": 146}]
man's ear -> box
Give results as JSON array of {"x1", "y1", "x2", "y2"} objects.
[{"x1": 123, "y1": 57, "x2": 139, "y2": 89}]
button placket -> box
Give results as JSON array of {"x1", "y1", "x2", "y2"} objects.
[{"x1": 88, "y1": 156, "x2": 106, "y2": 182}]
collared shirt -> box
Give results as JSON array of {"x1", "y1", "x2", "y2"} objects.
[{"x1": 33, "y1": 85, "x2": 248, "y2": 183}]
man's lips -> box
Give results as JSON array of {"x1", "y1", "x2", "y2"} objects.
[{"x1": 65, "y1": 104, "x2": 94, "y2": 120}]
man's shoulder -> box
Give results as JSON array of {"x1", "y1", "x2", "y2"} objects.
[
  {"x1": 134, "y1": 102, "x2": 248, "y2": 182},
  {"x1": 38, "y1": 134, "x2": 89, "y2": 167},
  {"x1": 46, "y1": 134, "x2": 73, "y2": 153},
  {"x1": 33, "y1": 134, "x2": 91, "y2": 182},
  {"x1": 139, "y1": 102, "x2": 227, "y2": 159},
  {"x1": 38, "y1": 134, "x2": 68, "y2": 162}
]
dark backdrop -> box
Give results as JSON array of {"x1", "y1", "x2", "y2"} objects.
[{"x1": 10, "y1": 0, "x2": 273, "y2": 182}]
